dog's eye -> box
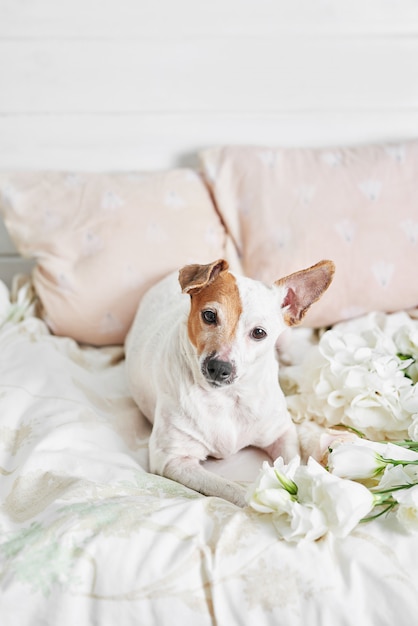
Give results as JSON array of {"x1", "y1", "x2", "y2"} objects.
[
  {"x1": 202, "y1": 310, "x2": 217, "y2": 325},
  {"x1": 250, "y1": 327, "x2": 267, "y2": 341}
]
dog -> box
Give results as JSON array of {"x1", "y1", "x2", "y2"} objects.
[{"x1": 125, "y1": 258, "x2": 335, "y2": 506}]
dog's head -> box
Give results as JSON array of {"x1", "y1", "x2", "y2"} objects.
[{"x1": 179, "y1": 259, "x2": 335, "y2": 388}]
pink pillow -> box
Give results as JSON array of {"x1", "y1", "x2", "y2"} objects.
[
  {"x1": 0, "y1": 169, "x2": 227, "y2": 345},
  {"x1": 200, "y1": 142, "x2": 418, "y2": 327}
]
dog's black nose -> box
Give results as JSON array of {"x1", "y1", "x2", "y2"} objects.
[{"x1": 205, "y1": 357, "x2": 233, "y2": 385}]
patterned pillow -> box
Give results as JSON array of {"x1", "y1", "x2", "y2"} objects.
[
  {"x1": 200, "y1": 141, "x2": 418, "y2": 327},
  {"x1": 0, "y1": 169, "x2": 227, "y2": 345}
]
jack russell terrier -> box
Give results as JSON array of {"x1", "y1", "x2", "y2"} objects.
[{"x1": 125, "y1": 258, "x2": 335, "y2": 507}]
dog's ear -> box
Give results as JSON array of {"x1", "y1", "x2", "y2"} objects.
[
  {"x1": 179, "y1": 259, "x2": 229, "y2": 294},
  {"x1": 275, "y1": 260, "x2": 335, "y2": 326}
]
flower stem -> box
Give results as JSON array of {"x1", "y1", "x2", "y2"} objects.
[
  {"x1": 381, "y1": 456, "x2": 418, "y2": 468},
  {"x1": 372, "y1": 481, "x2": 418, "y2": 496},
  {"x1": 361, "y1": 501, "x2": 397, "y2": 523},
  {"x1": 334, "y1": 424, "x2": 366, "y2": 439},
  {"x1": 361, "y1": 482, "x2": 418, "y2": 524},
  {"x1": 390, "y1": 440, "x2": 418, "y2": 451}
]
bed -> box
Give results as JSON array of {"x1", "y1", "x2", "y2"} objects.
[
  {"x1": 2, "y1": 2, "x2": 418, "y2": 625},
  {"x1": 2, "y1": 279, "x2": 418, "y2": 626},
  {"x1": 1, "y1": 142, "x2": 418, "y2": 625}
]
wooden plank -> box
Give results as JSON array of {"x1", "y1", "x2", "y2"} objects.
[
  {"x1": 2, "y1": 0, "x2": 418, "y2": 37},
  {"x1": 0, "y1": 111, "x2": 417, "y2": 171},
  {"x1": 1, "y1": 38, "x2": 417, "y2": 114}
]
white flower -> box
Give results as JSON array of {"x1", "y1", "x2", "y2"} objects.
[
  {"x1": 394, "y1": 325, "x2": 418, "y2": 360},
  {"x1": 0, "y1": 278, "x2": 36, "y2": 329},
  {"x1": 328, "y1": 438, "x2": 418, "y2": 480},
  {"x1": 247, "y1": 460, "x2": 295, "y2": 514},
  {"x1": 408, "y1": 415, "x2": 418, "y2": 441},
  {"x1": 328, "y1": 444, "x2": 386, "y2": 479},
  {"x1": 377, "y1": 464, "x2": 418, "y2": 492},
  {"x1": 406, "y1": 363, "x2": 418, "y2": 385},
  {"x1": 247, "y1": 456, "x2": 374, "y2": 542},
  {"x1": 272, "y1": 499, "x2": 328, "y2": 543},
  {"x1": 295, "y1": 458, "x2": 374, "y2": 538},
  {"x1": 283, "y1": 313, "x2": 418, "y2": 441},
  {"x1": 394, "y1": 324, "x2": 418, "y2": 383},
  {"x1": 393, "y1": 485, "x2": 418, "y2": 532},
  {"x1": 0, "y1": 281, "x2": 11, "y2": 324}
]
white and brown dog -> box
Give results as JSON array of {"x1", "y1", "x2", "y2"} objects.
[{"x1": 125, "y1": 259, "x2": 334, "y2": 506}]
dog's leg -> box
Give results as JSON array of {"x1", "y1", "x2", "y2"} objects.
[
  {"x1": 264, "y1": 421, "x2": 300, "y2": 464},
  {"x1": 149, "y1": 413, "x2": 248, "y2": 506},
  {"x1": 163, "y1": 457, "x2": 247, "y2": 507},
  {"x1": 265, "y1": 421, "x2": 359, "y2": 465},
  {"x1": 296, "y1": 420, "x2": 360, "y2": 464},
  {"x1": 295, "y1": 420, "x2": 329, "y2": 463}
]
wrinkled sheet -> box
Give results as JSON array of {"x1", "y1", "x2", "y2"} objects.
[{"x1": 1, "y1": 279, "x2": 418, "y2": 626}]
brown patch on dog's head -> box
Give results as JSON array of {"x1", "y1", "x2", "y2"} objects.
[
  {"x1": 179, "y1": 259, "x2": 243, "y2": 358},
  {"x1": 179, "y1": 259, "x2": 228, "y2": 294}
]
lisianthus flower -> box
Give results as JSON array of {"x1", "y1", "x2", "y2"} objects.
[
  {"x1": 327, "y1": 444, "x2": 387, "y2": 479},
  {"x1": 292, "y1": 458, "x2": 375, "y2": 538},
  {"x1": 377, "y1": 463, "x2": 418, "y2": 492},
  {"x1": 393, "y1": 485, "x2": 418, "y2": 532},
  {"x1": 327, "y1": 438, "x2": 418, "y2": 481},
  {"x1": 247, "y1": 459, "x2": 296, "y2": 514},
  {"x1": 247, "y1": 456, "x2": 374, "y2": 542}
]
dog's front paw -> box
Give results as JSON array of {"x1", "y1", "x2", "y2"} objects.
[
  {"x1": 163, "y1": 457, "x2": 249, "y2": 507},
  {"x1": 206, "y1": 478, "x2": 247, "y2": 507},
  {"x1": 227, "y1": 485, "x2": 248, "y2": 508}
]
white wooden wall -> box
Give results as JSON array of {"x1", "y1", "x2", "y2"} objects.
[{"x1": 1, "y1": 0, "x2": 418, "y2": 283}]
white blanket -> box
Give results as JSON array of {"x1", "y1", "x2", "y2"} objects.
[{"x1": 1, "y1": 279, "x2": 418, "y2": 626}]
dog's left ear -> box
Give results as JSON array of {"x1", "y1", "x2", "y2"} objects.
[
  {"x1": 179, "y1": 259, "x2": 229, "y2": 294},
  {"x1": 275, "y1": 260, "x2": 335, "y2": 326}
]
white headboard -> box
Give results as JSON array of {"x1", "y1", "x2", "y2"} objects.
[{"x1": 1, "y1": 0, "x2": 418, "y2": 282}]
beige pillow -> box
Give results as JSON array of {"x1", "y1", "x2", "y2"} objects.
[
  {"x1": 200, "y1": 142, "x2": 418, "y2": 327},
  {"x1": 0, "y1": 169, "x2": 227, "y2": 345}
]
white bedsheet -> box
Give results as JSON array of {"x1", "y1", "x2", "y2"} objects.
[{"x1": 1, "y1": 280, "x2": 418, "y2": 626}]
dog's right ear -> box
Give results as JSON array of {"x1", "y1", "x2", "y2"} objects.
[
  {"x1": 179, "y1": 259, "x2": 229, "y2": 294},
  {"x1": 275, "y1": 259, "x2": 335, "y2": 326}
]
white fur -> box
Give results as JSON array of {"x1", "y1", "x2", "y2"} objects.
[{"x1": 125, "y1": 269, "x2": 301, "y2": 507}]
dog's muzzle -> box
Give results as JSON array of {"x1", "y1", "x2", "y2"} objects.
[{"x1": 202, "y1": 355, "x2": 236, "y2": 387}]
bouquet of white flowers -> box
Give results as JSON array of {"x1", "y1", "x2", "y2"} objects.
[
  {"x1": 282, "y1": 312, "x2": 418, "y2": 442},
  {"x1": 247, "y1": 312, "x2": 418, "y2": 542},
  {"x1": 247, "y1": 438, "x2": 418, "y2": 542}
]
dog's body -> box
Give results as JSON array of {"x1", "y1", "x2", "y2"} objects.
[{"x1": 125, "y1": 259, "x2": 334, "y2": 506}]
